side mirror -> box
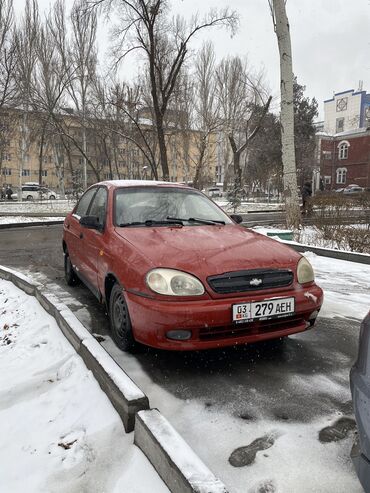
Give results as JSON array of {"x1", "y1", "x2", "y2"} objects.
[
  {"x1": 230, "y1": 214, "x2": 243, "y2": 224},
  {"x1": 79, "y1": 215, "x2": 102, "y2": 230}
]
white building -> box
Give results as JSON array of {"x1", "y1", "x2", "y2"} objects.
[{"x1": 323, "y1": 86, "x2": 370, "y2": 134}]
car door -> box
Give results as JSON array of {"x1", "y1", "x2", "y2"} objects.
[
  {"x1": 78, "y1": 186, "x2": 108, "y2": 296},
  {"x1": 65, "y1": 187, "x2": 98, "y2": 277}
]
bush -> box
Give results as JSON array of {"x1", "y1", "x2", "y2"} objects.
[{"x1": 308, "y1": 194, "x2": 370, "y2": 253}]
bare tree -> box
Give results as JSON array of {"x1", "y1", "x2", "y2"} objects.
[
  {"x1": 30, "y1": 7, "x2": 76, "y2": 195},
  {"x1": 0, "y1": 0, "x2": 16, "y2": 182},
  {"x1": 269, "y1": 0, "x2": 301, "y2": 228},
  {"x1": 86, "y1": 0, "x2": 238, "y2": 181},
  {"x1": 191, "y1": 42, "x2": 221, "y2": 189},
  {"x1": 14, "y1": 0, "x2": 39, "y2": 196},
  {"x1": 216, "y1": 56, "x2": 272, "y2": 207},
  {"x1": 0, "y1": 0, "x2": 17, "y2": 110}
]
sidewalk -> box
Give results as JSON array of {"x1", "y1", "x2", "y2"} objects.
[{"x1": 0, "y1": 278, "x2": 169, "y2": 493}]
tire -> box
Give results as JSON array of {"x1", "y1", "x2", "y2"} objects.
[
  {"x1": 109, "y1": 283, "x2": 136, "y2": 352},
  {"x1": 49, "y1": 195, "x2": 56, "y2": 200},
  {"x1": 26, "y1": 195, "x2": 33, "y2": 201},
  {"x1": 64, "y1": 251, "x2": 80, "y2": 286}
]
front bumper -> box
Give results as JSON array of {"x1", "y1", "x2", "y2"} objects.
[{"x1": 126, "y1": 284, "x2": 323, "y2": 350}]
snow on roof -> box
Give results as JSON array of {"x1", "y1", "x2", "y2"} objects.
[
  {"x1": 103, "y1": 179, "x2": 189, "y2": 187},
  {"x1": 316, "y1": 127, "x2": 369, "y2": 138}
]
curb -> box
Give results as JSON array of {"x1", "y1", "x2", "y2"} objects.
[
  {"x1": 135, "y1": 410, "x2": 228, "y2": 493},
  {"x1": 280, "y1": 240, "x2": 370, "y2": 265},
  {"x1": 0, "y1": 220, "x2": 64, "y2": 229},
  {"x1": 0, "y1": 265, "x2": 229, "y2": 493},
  {"x1": 0, "y1": 265, "x2": 149, "y2": 432}
]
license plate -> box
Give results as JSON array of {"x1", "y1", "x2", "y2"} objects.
[{"x1": 232, "y1": 297, "x2": 295, "y2": 323}]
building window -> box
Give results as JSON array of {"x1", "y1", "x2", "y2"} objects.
[
  {"x1": 41, "y1": 170, "x2": 48, "y2": 177},
  {"x1": 338, "y1": 140, "x2": 349, "y2": 159},
  {"x1": 336, "y1": 118, "x2": 344, "y2": 133},
  {"x1": 336, "y1": 97, "x2": 348, "y2": 112},
  {"x1": 324, "y1": 176, "x2": 331, "y2": 185},
  {"x1": 104, "y1": 172, "x2": 112, "y2": 180},
  {"x1": 336, "y1": 167, "x2": 347, "y2": 184},
  {"x1": 323, "y1": 151, "x2": 332, "y2": 160},
  {"x1": 1, "y1": 167, "x2": 11, "y2": 176},
  {"x1": 22, "y1": 169, "x2": 30, "y2": 176}
]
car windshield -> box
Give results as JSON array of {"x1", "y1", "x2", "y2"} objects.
[{"x1": 115, "y1": 187, "x2": 232, "y2": 226}]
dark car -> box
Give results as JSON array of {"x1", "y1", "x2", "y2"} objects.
[
  {"x1": 350, "y1": 311, "x2": 370, "y2": 493},
  {"x1": 62, "y1": 180, "x2": 323, "y2": 351}
]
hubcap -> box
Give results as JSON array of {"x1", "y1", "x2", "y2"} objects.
[{"x1": 113, "y1": 294, "x2": 127, "y2": 337}]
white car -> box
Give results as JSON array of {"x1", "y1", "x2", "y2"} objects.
[
  {"x1": 207, "y1": 187, "x2": 223, "y2": 198},
  {"x1": 11, "y1": 185, "x2": 58, "y2": 201}
]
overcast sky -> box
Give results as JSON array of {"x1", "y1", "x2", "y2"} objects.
[{"x1": 13, "y1": 0, "x2": 370, "y2": 119}]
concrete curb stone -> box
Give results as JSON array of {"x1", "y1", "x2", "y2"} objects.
[
  {"x1": 0, "y1": 265, "x2": 230, "y2": 492},
  {"x1": 135, "y1": 409, "x2": 229, "y2": 493},
  {"x1": 0, "y1": 265, "x2": 149, "y2": 433},
  {"x1": 0, "y1": 220, "x2": 64, "y2": 229},
  {"x1": 281, "y1": 240, "x2": 370, "y2": 265}
]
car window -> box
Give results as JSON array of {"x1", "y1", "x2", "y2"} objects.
[
  {"x1": 88, "y1": 187, "x2": 108, "y2": 227},
  {"x1": 74, "y1": 188, "x2": 97, "y2": 217},
  {"x1": 115, "y1": 187, "x2": 232, "y2": 225}
]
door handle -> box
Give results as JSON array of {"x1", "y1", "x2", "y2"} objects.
[{"x1": 79, "y1": 232, "x2": 83, "y2": 239}]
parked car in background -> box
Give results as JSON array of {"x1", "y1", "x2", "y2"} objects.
[
  {"x1": 350, "y1": 311, "x2": 370, "y2": 493},
  {"x1": 343, "y1": 185, "x2": 364, "y2": 195},
  {"x1": 63, "y1": 180, "x2": 323, "y2": 352},
  {"x1": 335, "y1": 184, "x2": 365, "y2": 195},
  {"x1": 207, "y1": 187, "x2": 223, "y2": 198},
  {"x1": 11, "y1": 184, "x2": 58, "y2": 200}
]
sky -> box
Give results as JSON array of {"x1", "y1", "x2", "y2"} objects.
[{"x1": 12, "y1": 0, "x2": 370, "y2": 119}]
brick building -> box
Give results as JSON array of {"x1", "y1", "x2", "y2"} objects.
[
  {"x1": 317, "y1": 87, "x2": 370, "y2": 190},
  {"x1": 0, "y1": 107, "x2": 220, "y2": 193}
]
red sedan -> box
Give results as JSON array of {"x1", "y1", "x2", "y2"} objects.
[{"x1": 63, "y1": 181, "x2": 323, "y2": 351}]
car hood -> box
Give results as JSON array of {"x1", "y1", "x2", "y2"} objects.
[{"x1": 115, "y1": 224, "x2": 301, "y2": 276}]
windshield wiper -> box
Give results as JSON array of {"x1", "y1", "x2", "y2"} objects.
[
  {"x1": 167, "y1": 216, "x2": 225, "y2": 225},
  {"x1": 119, "y1": 219, "x2": 183, "y2": 227}
]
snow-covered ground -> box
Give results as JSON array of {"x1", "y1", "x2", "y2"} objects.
[
  {"x1": 0, "y1": 279, "x2": 169, "y2": 493},
  {"x1": 253, "y1": 225, "x2": 370, "y2": 254},
  {"x1": 0, "y1": 216, "x2": 65, "y2": 225},
  {"x1": 99, "y1": 253, "x2": 370, "y2": 493},
  {"x1": 215, "y1": 199, "x2": 284, "y2": 213},
  {"x1": 3, "y1": 253, "x2": 370, "y2": 493},
  {"x1": 0, "y1": 199, "x2": 74, "y2": 214}
]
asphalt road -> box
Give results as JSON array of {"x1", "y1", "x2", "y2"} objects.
[
  {"x1": 0, "y1": 224, "x2": 359, "y2": 418},
  {"x1": 0, "y1": 224, "x2": 362, "y2": 491}
]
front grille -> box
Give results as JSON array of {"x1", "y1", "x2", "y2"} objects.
[
  {"x1": 198, "y1": 315, "x2": 305, "y2": 341},
  {"x1": 207, "y1": 269, "x2": 294, "y2": 294}
]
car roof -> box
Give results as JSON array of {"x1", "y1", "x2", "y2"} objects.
[{"x1": 98, "y1": 179, "x2": 192, "y2": 190}]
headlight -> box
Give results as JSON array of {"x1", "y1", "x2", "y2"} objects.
[
  {"x1": 297, "y1": 256, "x2": 315, "y2": 284},
  {"x1": 146, "y1": 268, "x2": 205, "y2": 296}
]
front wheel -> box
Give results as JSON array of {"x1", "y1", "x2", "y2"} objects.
[
  {"x1": 64, "y1": 251, "x2": 80, "y2": 286},
  {"x1": 109, "y1": 283, "x2": 136, "y2": 352},
  {"x1": 26, "y1": 195, "x2": 33, "y2": 201}
]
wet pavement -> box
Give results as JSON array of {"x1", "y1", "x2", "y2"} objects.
[{"x1": 0, "y1": 224, "x2": 363, "y2": 492}]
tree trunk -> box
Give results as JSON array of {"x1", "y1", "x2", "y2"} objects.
[
  {"x1": 156, "y1": 116, "x2": 169, "y2": 180},
  {"x1": 272, "y1": 0, "x2": 301, "y2": 229},
  {"x1": 233, "y1": 151, "x2": 242, "y2": 191}
]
